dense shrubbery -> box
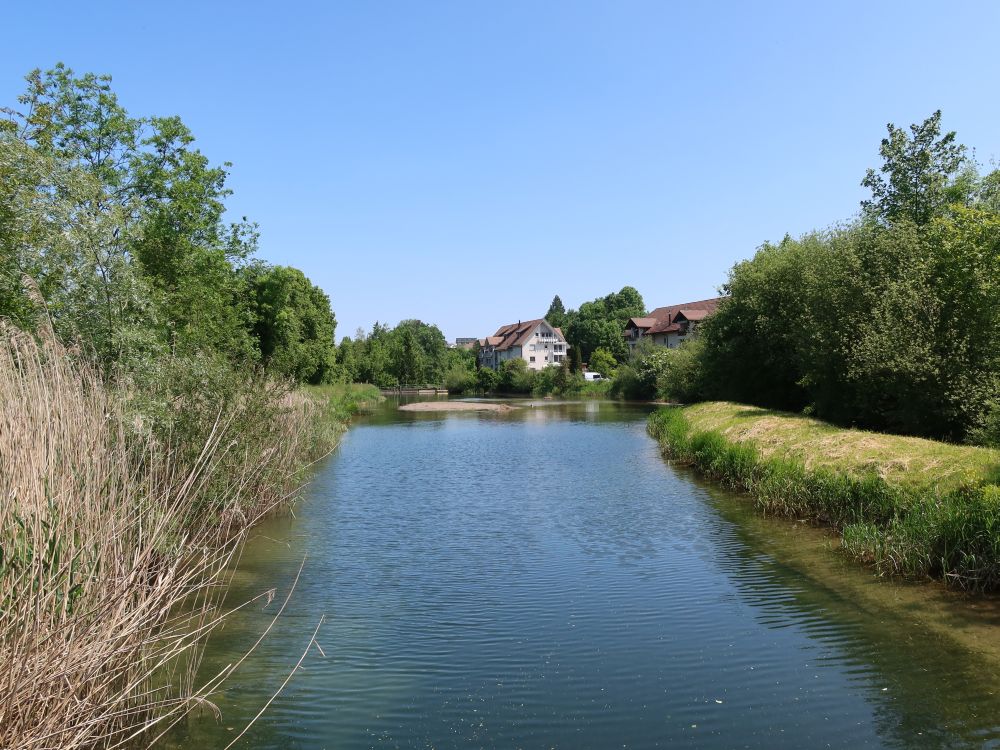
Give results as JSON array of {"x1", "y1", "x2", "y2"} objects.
[
  {"x1": 654, "y1": 112, "x2": 1000, "y2": 445},
  {"x1": 613, "y1": 328, "x2": 738, "y2": 404}
]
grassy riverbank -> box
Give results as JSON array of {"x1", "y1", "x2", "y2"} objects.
[
  {"x1": 0, "y1": 328, "x2": 378, "y2": 750},
  {"x1": 648, "y1": 402, "x2": 1000, "y2": 591}
]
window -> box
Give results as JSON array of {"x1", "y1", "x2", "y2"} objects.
[{"x1": 529, "y1": 356, "x2": 535, "y2": 362}]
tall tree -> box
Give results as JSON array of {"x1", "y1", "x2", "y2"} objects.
[
  {"x1": 10, "y1": 64, "x2": 260, "y2": 362},
  {"x1": 545, "y1": 294, "x2": 567, "y2": 328},
  {"x1": 565, "y1": 285, "x2": 645, "y2": 362},
  {"x1": 861, "y1": 110, "x2": 969, "y2": 225},
  {"x1": 246, "y1": 265, "x2": 338, "y2": 384}
]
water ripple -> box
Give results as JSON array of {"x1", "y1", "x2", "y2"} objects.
[{"x1": 167, "y1": 402, "x2": 1000, "y2": 750}]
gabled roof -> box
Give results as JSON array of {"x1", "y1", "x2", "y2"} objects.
[
  {"x1": 626, "y1": 317, "x2": 658, "y2": 330},
  {"x1": 645, "y1": 297, "x2": 721, "y2": 335},
  {"x1": 675, "y1": 308, "x2": 711, "y2": 321},
  {"x1": 488, "y1": 318, "x2": 566, "y2": 351}
]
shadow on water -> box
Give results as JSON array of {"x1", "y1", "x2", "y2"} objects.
[
  {"x1": 164, "y1": 399, "x2": 1000, "y2": 750},
  {"x1": 678, "y1": 465, "x2": 1000, "y2": 749}
]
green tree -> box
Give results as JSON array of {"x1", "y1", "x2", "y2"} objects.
[
  {"x1": 655, "y1": 339, "x2": 706, "y2": 403},
  {"x1": 476, "y1": 366, "x2": 499, "y2": 394},
  {"x1": 498, "y1": 358, "x2": 535, "y2": 393},
  {"x1": 10, "y1": 63, "x2": 261, "y2": 363},
  {"x1": 565, "y1": 286, "x2": 645, "y2": 362},
  {"x1": 545, "y1": 294, "x2": 567, "y2": 328},
  {"x1": 357, "y1": 322, "x2": 394, "y2": 387},
  {"x1": 443, "y1": 347, "x2": 477, "y2": 393},
  {"x1": 0, "y1": 134, "x2": 160, "y2": 367},
  {"x1": 568, "y1": 345, "x2": 582, "y2": 374},
  {"x1": 246, "y1": 265, "x2": 338, "y2": 384},
  {"x1": 862, "y1": 110, "x2": 969, "y2": 225},
  {"x1": 588, "y1": 347, "x2": 617, "y2": 377},
  {"x1": 337, "y1": 336, "x2": 359, "y2": 382},
  {"x1": 387, "y1": 319, "x2": 447, "y2": 384}
]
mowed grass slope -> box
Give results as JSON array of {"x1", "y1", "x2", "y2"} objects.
[
  {"x1": 649, "y1": 402, "x2": 1000, "y2": 591},
  {"x1": 680, "y1": 402, "x2": 1000, "y2": 493}
]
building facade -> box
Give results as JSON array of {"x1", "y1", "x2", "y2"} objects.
[
  {"x1": 477, "y1": 318, "x2": 567, "y2": 371},
  {"x1": 623, "y1": 297, "x2": 720, "y2": 350}
]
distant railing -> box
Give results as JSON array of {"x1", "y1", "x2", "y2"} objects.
[{"x1": 380, "y1": 384, "x2": 449, "y2": 395}]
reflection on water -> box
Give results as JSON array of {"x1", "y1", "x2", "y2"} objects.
[{"x1": 166, "y1": 399, "x2": 1000, "y2": 749}]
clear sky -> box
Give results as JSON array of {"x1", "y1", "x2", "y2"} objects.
[{"x1": 5, "y1": 1, "x2": 999, "y2": 342}]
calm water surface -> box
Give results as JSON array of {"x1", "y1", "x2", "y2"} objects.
[{"x1": 168, "y1": 399, "x2": 1000, "y2": 749}]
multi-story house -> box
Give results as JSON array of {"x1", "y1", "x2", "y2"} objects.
[
  {"x1": 477, "y1": 318, "x2": 568, "y2": 371},
  {"x1": 623, "y1": 297, "x2": 720, "y2": 350}
]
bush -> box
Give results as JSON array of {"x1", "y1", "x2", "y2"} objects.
[
  {"x1": 497, "y1": 358, "x2": 536, "y2": 394},
  {"x1": 588, "y1": 347, "x2": 617, "y2": 378},
  {"x1": 655, "y1": 339, "x2": 707, "y2": 402},
  {"x1": 476, "y1": 366, "x2": 500, "y2": 394},
  {"x1": 610, "y1": 341, "x2": 671, "y2": 400}
]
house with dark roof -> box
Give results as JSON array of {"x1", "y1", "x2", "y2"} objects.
[
  {"x1": 624, "y1": 297, "x2": 721, "y2": 350},
  {"x1": 477, "y1": 318, "x2": 567, "y2": 371}
]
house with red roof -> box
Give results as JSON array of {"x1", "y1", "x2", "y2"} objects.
[
  {"x1": 477, "y1": 318, "x2": 568, "y2": 371},
  {"x1": 623, "y1": 297, "x2": 721, "y2": 351}
]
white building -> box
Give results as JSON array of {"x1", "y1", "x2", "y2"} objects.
[{"x1": 477, "y1": 318, "x2": 568, "y2": 371}]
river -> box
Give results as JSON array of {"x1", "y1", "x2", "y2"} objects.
[{"x1": 166, "y1": 399, "x2": 1000, "y2": 749}]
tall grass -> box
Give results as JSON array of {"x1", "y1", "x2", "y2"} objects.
[
  {"x1": 649, "y1": 406, "x2": 1000, "y2": 592},
  {"x1": 0, "y1": 324, "x2": 344, "y2": 748}
]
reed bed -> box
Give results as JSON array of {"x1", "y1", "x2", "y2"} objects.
[
  {"x1": 0, "y1": 324, "x2": 325, "y2": 749},
  {"x1": 649, "y1": 404, "x2": 1000, "y2": 592}
]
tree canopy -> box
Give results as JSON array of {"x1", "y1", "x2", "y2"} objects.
[
  {"x1": 563, "y1": 286, "x2": 645, "y2": 362},
  {"x1": 665, "y1": 111, "x2": 1000, "y2": 443},
  {"x1": 1, "y1": 63, "x2": 337, "y2": 383},
  {"x1": 861, "y1": 110, "x2": 970, "y2": 225}
]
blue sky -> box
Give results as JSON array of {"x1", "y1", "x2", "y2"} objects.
[{"x1": 5, "y1": 1, "x2": 999, "y2": 341}]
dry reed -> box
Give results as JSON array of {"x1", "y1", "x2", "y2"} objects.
[{"x1": 0, "y1": 323, "x2": 319, "y2": 749}]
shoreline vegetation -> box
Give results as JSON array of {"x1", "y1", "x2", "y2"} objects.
[
  {"x1": 0, "y1": 325, "x2": 379, "y2": 750},
  {"x1": 648, "y1": 402, "x2": 1000, "y2": 592},
  {"x1": 2, "y1": 64, "x2": 381, "y2": 747}
]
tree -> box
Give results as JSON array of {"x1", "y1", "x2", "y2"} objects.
[
  {"x1": 588, "y1": 347, "x2": 617, "y2": 377},
  {"x1": 337, "y1": 336, "x2": 359, "y2": 382},
  {"x1": 862, "y1": 110, "x2": 969, "y2": 225},
  {"x1": 246, "y1": 265, "x2": 338, "y2": 384},
  {"x1": 568, "y1": 345, "x2": 582, "y2": 374},
  {"x1": 476, "y1": 366, "x2": 499, "y2": 394},
  {"x1": 565, "y1": 286, "x2": 645, "y2": 362},
  {"x1": 0, "y1": 134, "x2": 160, "y2": 367},
  {"x1": 497, "y1": 358, "x2": 534, "y2": 393},
  {"x1": 9, "y1": 64, "x2": 261, "y2": 363},
  {"x1": 545, "y1": 294, "x2": 567, "y2": 328}
]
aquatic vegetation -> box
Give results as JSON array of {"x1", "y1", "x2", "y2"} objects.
[
  {"x1": 0, "y1": 327, "x2": 375, "y2": 749},
  {"x1": 648, "y1": 403, "x2": 1000, "y2": 591}
]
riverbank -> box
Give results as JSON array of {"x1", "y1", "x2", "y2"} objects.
[
  {"x1": 0, "y1": 325, "x2": 380, "y2": 750},
  {"x1": 648, "y1": 402, "x2": 1000, "y2": 591}
]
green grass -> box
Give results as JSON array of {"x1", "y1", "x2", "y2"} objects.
[
  {"x1": 648, "y1": 403, "x2": 1000, "y2": 591},
  {"x1": 300, "y1": 383, "x2": 382, "y2": 455},
  {"x1": 577, "y1": 379, "x2": 614, "y2": 398}
]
